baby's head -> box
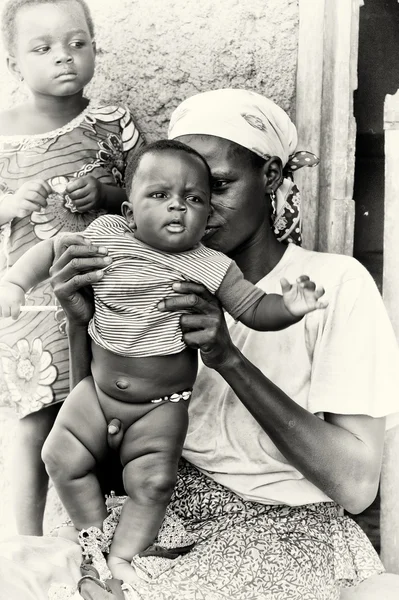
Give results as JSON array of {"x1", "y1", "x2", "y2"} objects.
[
  {"x1": 124, "y1": 140, "x2": 212, "y2": 253},
  {"x1": 2, "y1": 0, "x2": 95, "y2": 96}
]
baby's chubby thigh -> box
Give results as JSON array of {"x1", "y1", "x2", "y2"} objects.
[
  {"x1": 42, "y1": 376, "x2": 109, "y2": 479},
  {"x1": 120, "y1": 401, "x2": 189, "y2": 505}
]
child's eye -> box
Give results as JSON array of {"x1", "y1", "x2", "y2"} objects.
[
  {"x1": 71, "y1": 41, "x2": 85, "y2": 48},
  {"x1": 151, "y1": 192, "x2": 167, "y2": 199},
  {"x1": 186, "y1": 195, "x2": 202, "y2": 203},
  {"x1": 34, "y1": 46, "x2": 50, "y2": 53}
]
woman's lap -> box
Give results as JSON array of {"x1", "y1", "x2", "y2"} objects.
[
  {"x1": 126, "y1": 461, "x2": 384, "y2": 600},
  {"x1": 0, "y1": 460, "x2": 384, "y2": 600}
]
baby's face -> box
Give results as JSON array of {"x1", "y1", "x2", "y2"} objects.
[{"x1": 129, "y1": 150, "x2": 211, "y2": 253}]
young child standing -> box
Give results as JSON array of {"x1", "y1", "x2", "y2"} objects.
[
  {"x1": 0, "y1": 0, "x2": 143, "y2": 535},
  {"x1": 0, "y1": 140, "x2": 327, "y2": 584}
]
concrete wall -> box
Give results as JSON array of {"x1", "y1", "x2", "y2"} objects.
[{"x1": 0, "y1": 0, "x2": 299, "y2": 538}]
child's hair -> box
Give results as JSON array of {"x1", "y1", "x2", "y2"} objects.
[
  {"x1": 1, "y1": 0, "x2": 95, "y2": 53},
  {"x1": 125, "y1": 139, "x2": 213, "y2": 199}
]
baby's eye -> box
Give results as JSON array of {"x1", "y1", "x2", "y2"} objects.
[
  {"x1": 34, "y1": 46, "x2": 50, "y2": 53},
  {"x1": 151, "y1": 192, "x2": 167, "y2": 199},
  {"x1": 186, "y1": 195, "x2": 202, "y2": 203},
  {"x1": 71, "y1": 41, "x2": 85, "y2": 48}
]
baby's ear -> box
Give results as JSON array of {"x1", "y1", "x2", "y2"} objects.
[{"x1": 122, "y1": 201, "x2": 136, "y2": 229}]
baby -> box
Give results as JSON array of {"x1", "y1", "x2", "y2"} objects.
[{"x1": 0, "y1": 140, "x2": 326, "y2": 584}]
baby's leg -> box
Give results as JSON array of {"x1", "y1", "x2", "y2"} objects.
[
  {"x1": 41, "y1": 376, "x2": 109, "y2": 530},
  {"x1": 107, "y1": 400, "x2": 189, "y2": 584}
]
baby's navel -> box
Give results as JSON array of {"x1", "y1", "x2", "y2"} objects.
[{"x1": 115, "y1": 379, "x2": 129, "y2": 390}]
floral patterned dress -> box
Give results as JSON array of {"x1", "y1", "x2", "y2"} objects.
[{"x1": 0, "y1": 102, "x2": 142, "y2": 418}]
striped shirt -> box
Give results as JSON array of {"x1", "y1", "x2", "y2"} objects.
[{"x1": 84, "y1": 215, "x2": 264, "y2": 357}]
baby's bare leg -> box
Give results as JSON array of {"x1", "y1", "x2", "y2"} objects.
[
  {"x1": 41, "y1": 376, "x2": 109, "y2": 530},
  {"x1": 107, "y1": 401, "x2": 189, "y2": 584}
]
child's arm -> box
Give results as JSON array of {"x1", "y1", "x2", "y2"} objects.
[
  {"x1": 218, "y1": 263, "x2": 327, "y2": 332},
  {"x1": 64, "y1": 177, "x2": 128, "y2": 214},
  {"x1": 0, "y1": 239, "x2": 55, "y2": 318},
  {"x1": 64, "y1": 107, "x2": 145, "y2": 215},
  {"x1": 0, "y1": 180, "x2": 51, "y2": 226}
]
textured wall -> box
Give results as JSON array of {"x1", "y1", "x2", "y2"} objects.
[
  {"x1": 0, "y1": 0, "x2": 299, "y2": 538},
  {"x1": 0, "y1": 0, "x2": 299, "y2": 136}
]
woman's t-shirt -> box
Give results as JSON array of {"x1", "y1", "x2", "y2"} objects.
[{"x1": 183, "y1": 243, "x2": 399, "y2": 505}]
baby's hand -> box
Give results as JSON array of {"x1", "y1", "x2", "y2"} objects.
[
  {"x1": 66, "y1": 176, "x2": 105, "y2": 212},
  {"x1": 0, "y1": 282, "x2": 25, "y2": 319},
  {"x1": 11, "y1": 179, "x2": 51, "y2": 218},
  {"x1": 280, "y1": 275, "x2": 327, "y2": 318}
]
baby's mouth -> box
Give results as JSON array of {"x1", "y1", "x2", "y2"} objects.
[{"x1": 166, "y1": 219, "x2": 185, "y2": 232}]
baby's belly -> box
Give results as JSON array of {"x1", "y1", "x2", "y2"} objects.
[{"x1": 91, "y1": 341, "x2": 198, "y2": 409}]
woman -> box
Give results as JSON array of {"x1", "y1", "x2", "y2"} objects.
[{"x1": 2, "y1": 89, "x2": 399, "y2": 600}]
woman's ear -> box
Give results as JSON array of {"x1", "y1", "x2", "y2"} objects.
[
  {"x1": 6, "y1": 55, "x2": 23, "y2": 82},
  {"x1": 122, "y1": 201, "x2": 136, "y2": 229},
  {"x1": 263, "y1": 156, "x2": 284, "y2": 195}
]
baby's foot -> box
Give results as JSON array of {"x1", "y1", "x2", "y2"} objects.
[{"x1": 107, "y1": 554, "x2": 137, "y2": 586}]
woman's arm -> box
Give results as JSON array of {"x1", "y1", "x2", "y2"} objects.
[
  {"x1": 158, "y1": 281, "x2": 385, "y2": 514},
  {"x1": 49, "y1": 234, "x2": 110, "y2": 388}
]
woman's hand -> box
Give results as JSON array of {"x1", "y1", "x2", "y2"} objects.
[
  {"x1": 158, "y1": 281, "x2": 238, "y2": 370},
  {"x1": 50, "y1": 233, "x2": 112, "y2": 325}
]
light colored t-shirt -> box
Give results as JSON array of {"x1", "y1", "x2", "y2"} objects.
[
  {"x1": 84, "y1": 215, "x2": 264, "y2": 357},
  {"x1": 183, "y1": 243, "x2": 399, "y2": 506}
]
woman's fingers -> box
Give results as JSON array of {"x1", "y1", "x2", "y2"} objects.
[
  {"x1": 51, "y1": 241, "x2": 110, "y2": 280},
  {"x1": 52, "y1": 269, "x2": 104, "y2": 298},
  {"x1": 158, "y1": 281, "x2": 217, "y2": 313}
]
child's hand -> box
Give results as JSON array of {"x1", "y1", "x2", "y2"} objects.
[
  {"x1": 280, "y1": 275, "x2": 328, "y2": 318},
  {"x1": 66, "y1": 176, "x2": 105, "y2": 212},
  {"x1": 0, "y1": 282, "x2": 25, "y2": 319},
  {"x1": 11, "y1": 180, "x2": 51, "y2": 218}
]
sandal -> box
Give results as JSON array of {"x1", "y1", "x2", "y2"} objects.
[
  {"x1": 77, "y1": 574, "x2": 112, "y2": 594},
  {"x1": 139, "y1": 541, "x2": 195, "y2": 559}
]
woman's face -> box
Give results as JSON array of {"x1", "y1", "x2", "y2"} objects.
[{"x1": 176, "y1": 135, "x2": 269, "y2": 256}]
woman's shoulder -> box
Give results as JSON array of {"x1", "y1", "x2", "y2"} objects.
[{"x1": 290, "y1": 245, "x2": 371, "y2": 286}]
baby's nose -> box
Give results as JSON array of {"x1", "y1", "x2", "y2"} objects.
[{"x1": 168, "y1": 197, "x2": 187, "y2": 211}]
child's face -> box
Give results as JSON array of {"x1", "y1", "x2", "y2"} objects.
[
  {"x1": 128, "y1": 150, "x2": 211, "y2": 253},
  {"x1": 10, "y1": 1, "x2": 95, "y2": 98}
]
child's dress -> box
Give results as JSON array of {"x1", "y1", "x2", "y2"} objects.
[{"x1": 0, "y1": 103, "x2": 142, "y2": 418}]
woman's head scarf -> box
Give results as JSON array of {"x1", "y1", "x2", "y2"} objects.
[{"x1": 168, "y1": 88, "x2": 319, "y2": 245}]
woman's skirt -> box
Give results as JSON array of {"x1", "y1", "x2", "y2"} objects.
[
  {"x1": 0, "y1": 460, "x2": 385, "y2": 600},
  {"x1": 92, "y1": 460, "x2": 385, "y2": 600}
]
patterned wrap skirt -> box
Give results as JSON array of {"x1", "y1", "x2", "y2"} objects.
[
  {"x1": 0, "y1": 460, "x2": 385, "y2": 600},
  {"x1": 112, "y1": 461, "x2": 384, "y2": 600}
]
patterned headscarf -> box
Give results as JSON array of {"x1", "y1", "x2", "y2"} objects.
[{"x1": 168, "y1": 88, "x2": 319, "y2": 245}]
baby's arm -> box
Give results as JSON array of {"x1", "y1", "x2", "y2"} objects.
[
  {"x1": 218, "y1": 263, "x2": 327, "y2": 332},
  {"x1": 0, "y1": 239, "x2": 55, "y2": 318}
]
